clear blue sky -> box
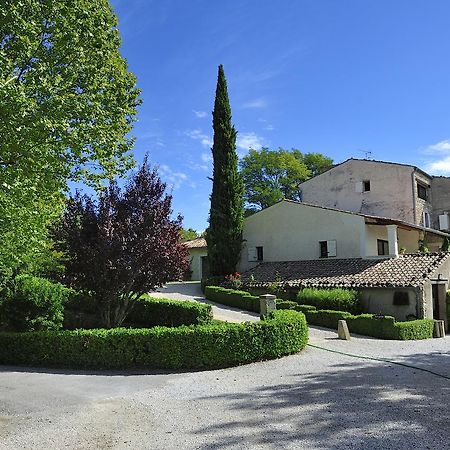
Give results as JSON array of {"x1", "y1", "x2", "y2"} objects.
[{"x1": 110, "y1": 0, "x2": 450, "y2": 232}]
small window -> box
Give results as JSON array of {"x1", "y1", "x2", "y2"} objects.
[
  {"x1": 319, "y1": 240, "x2": 337, "y2": 258},
  {"x1": 363, "y1": 180, "x2": 371, "y2": 192},
  {"x1": 423, "y1": 211, "x2": 431, "y2": 228},
  {"x1": 393, "y1": 291, "x2": 410, "y2": 306},
  {"x1": 417, "y1": 183, "x2": 428, "y2": 201},
  {"x1": 377, "y1": 239, "x2": 389, "y2": 256},
  {"x1": 256, "y1": 246, "x2": 263, "y2": 261}
]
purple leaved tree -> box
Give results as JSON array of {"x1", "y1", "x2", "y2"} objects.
[{"x1": 56, "y1": 157, "x2": 189, "y2": 328}]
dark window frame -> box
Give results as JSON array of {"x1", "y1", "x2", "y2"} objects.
[
  {"x1": 417, "y1": 183, "x2": 428, "y2": 201},
  {"x1": 363, "y1": 180, "x2": 371, "y2": 192},
  {"x1": 256, "y1": 246, "x2": 264, "y2": 261},
  {"x1": 319, "y1": 241, "x2": 328, "y2": 258},
  {"x1": 377, "y1": 239, "x2": 389, "y2": 256}
]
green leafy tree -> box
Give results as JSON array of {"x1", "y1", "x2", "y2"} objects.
[
  {"x1": 0, "y1": 0, "x2": 141, "y2": 278},
  {"x1": 181, "y1": 228, "x2": 201, "y2": 241},
  {"x1": 239, "y1": 148, "x2": 332, "y2": 211},
  {"x1": 206, "y1": 65, "x2": 244, "y2": 276}
]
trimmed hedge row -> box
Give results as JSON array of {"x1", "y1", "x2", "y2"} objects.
[
  {"x1": 0, "y1": 310, "x2": 308, "y2": 370},
  {"x1": 204, "y1": 286, "x2": 261, "y2": 313},
  {"x1": 64, "y1": 294, "x2": 213, "y2": 329},
  {"x1": 125, "y1": 295, "x2": 213, "y2": 327},
  {"x1": 297, "y1": 288, "x2": 361, "y2": 313},
  {"x1": 280, "y1": 302, "x2": 435, "y2": 340}
]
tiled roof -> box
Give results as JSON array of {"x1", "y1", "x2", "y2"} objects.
[
  {"x1": 184, "y1": 237, "x2": 207, "y2": 249},
  {"x1": 241, "y1": 253, "x2": 450, "y2": 289}
]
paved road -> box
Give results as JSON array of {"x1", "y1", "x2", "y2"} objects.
[
  {"x1": 0, "y1": 283, "x2": 449, "y2": 449},
  {"x1": 153, "y1": 281, "x2": 259, "y2": 323}
]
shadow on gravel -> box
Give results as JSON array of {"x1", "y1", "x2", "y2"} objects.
[{"x1": 193, "y1": 352, "x2": 450, "y2": 449}]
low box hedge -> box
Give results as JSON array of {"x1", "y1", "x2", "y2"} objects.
[
  {"x1": 297, "y1": 288, "x2": 361, "y2": 314},
  {"x1": 275, "y1": 301, "x2": 434, "y2": 340},
  {"x1": 204, "y1": 286, "x2": 261, "y2": 313},
  {"x1": 0, "y1": 310, "x2": 308, "y2": 370},
  {"x1": 65, "y1": 294, "x2": 213, "y2": 329},
  {"x1": 125, "y1": 295, "x2": 213, "y2": 327},
  {"x1": 276, "y1": 300, "x2": 298, "y2": 310}
]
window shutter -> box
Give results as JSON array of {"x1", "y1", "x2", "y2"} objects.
[
  {"x1": 327, "y1": 240, "x2": 337, "y2": 257},
  {"x1": 248, "y1": 247, "x2": 258, "y2": 262},
  {"x1": 355, "y1": 182, "x2": 363, "y2": 193}
]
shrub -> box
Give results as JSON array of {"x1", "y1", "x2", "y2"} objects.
[
  {"x1": 394, "y1": 319, "x2": 435, "y2": 340},
  {"x1": 125, "y1": 295, "x2": 213, "y2": 327},
  {"x1": 297, "y1": 288, "x2": 361, "y2": 313},
  {"x1": 64, "y1": 294, "x2": 213, "y2": 329},
  {"x1": 346, "y1": 314, "x2": 397, "y2": 339},
  {"x1": 276, "y1": 300, "x2": 298, "y2": 310},
  {"x1": 304, "y1": 309, "x2": 352, "y2": 329},
  {"x1": 0, "y1": 275, "x2": 72, "y2": 331},
  {"x1": 204, "y1": 286, "x2": 260, "y2": 313},
  {"x1": 201, "y1": 276, "x2": 225, "y2": 293},
  {"x1": 0, "y1": 310, "x2": 308, "y2": 370},
  {"x1": 294, "y1": 304, "x2": 317, "y2": 313}
]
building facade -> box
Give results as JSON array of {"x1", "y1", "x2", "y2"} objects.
[{"x1": 298, "y1": 158, "x2": 450, "y2": 232}]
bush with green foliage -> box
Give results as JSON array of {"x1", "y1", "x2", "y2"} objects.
[
  {"x1": 64, "y1": 293, "x2": 213, "y2": 329},
  {"x1": 277, "y1": 300, "x2": 435, "y2": 340},
  {"x1": 204, "y1": 286, "x2": 260, "y2": 313},
  {"x1": 297, "y1": 288, "x2": 361, "y2": 313},
  {"x1": 0, "y1": 276, "x2": 72, "y2": 331},
  {"x1": 276, "y1": 300, "x2": 298, "y2": 310},
  {"x1": 0, "y1": 310, "x2": 308, "y2": 370}
]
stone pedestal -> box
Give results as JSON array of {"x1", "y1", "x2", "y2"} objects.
[
  {"x1": 260, "y1": 294, "x2": 276, "y2": 317},
  {"x1": 338, "y1": 320, "x2": 351, "y2": 340}
]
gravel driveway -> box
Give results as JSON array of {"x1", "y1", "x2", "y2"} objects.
[{"x1": 0, "y1": 283, "x2": 449, "y2": 449}]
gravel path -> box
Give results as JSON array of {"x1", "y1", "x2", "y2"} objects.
[
  {"x1": 152, "y1": 281, "x2": 259, "y2": 323},
  {"x1": 0, "y1": 283, "x2": 449, "y2": 449}
]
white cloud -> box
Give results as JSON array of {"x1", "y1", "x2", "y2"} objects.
[
  {"x1": 193, "y1": 110, "x2": 208, "y2": 118},
  {"x1": 242, "y1": 98, "x2": 267, "y2": 109},
  {"x1": 159, "y1": 164, "x2": 192, "y2": 190},
  {"x1": 185, "y1": 129, "x2": 213, "y2": 148},
  {"x1": 237, "y1": 132, "x2": 265, "y2": 152},
  {"x1": 424, "y1": 156, "x2": 450, "y2": 174},
  {"x1": 264, "y1": 124, "x2": 275, "y2": 131},
  {"x1": 421, "y1": 139, "x2": 450, "y2": 175},
  {"x1": 424, "y1": 139, "x2": 450, "y2": 154}
]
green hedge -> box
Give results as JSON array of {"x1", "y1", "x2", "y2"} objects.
[
  {"x1": 297, "y1": 288, "x2": 361, "y2": 313},
  {"x1": 0, "y1": 276, "x2": 72, "y2": 332},
  {"x1": 0, "y1": 310, "x2": 308, "y2": 370},
  {"x1": 64, "y1": 294, "x2": 213, "y2": 329},
  {"x1": 276, "y1": 300, "x2": 298, "y2": 310},
  {"x1": 394, "y1": 319, "x2": 435, "y2": 340},
  {"x1": 125, "y1": 295, "x2": 213, "y2": 327},
  {"x1": 278, "y1": 301, "x2": 434, "y2": 340},
  {"x1": 204, "y1": 286, "x2": 260, "y2": 313}
]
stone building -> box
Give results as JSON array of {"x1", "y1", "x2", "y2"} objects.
[{"x1": 298, "y1": 158, "x2": 450, "y2": 232}]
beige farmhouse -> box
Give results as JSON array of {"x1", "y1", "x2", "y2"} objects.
[{"x1": 298, "y1": 158, "x2": 450, "y2": 231}]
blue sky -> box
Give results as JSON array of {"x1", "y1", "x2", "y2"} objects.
[{"x1": 111, "y1": 0, "x2": 450, "y2": 231}]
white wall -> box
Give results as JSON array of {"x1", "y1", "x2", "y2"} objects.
[
  {"x1": 188, "y1": 248, "x2": 207, "y2": 281},
  {"x1": 239, "y1": 201, "x2": 364, "y2": 272},
  {"x1": 299, "y1": 159, "x2": 420, "y2": 224}
]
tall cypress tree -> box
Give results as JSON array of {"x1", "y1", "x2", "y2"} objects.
[{"x1": 206, "y1": 65, "x2": 244, "y2": 276}]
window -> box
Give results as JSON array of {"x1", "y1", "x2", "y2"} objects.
[
  {"x1": 355, "y1": 180, "x2": 371, "y2": 193},
  {"x1": 423, "y1": 211, "x2": 431, "y2": 228},
  {"x1": 256, "y1": 246, "x2": 264, "y2": 261},
  {"x1": 319, "y1": 240, "x2": 337, "y2": 258},
  {"x1": 393, "y1": 291, "x2": 410, "y2": 306},
  {"x1": 363, "y1": 180, "x2": 371, "y2": 192},
  {"x1": 417, "y1": 183, "x2": 428, "y2": 201},
  {"x1": 377, "y1": 239, "x2": 389, "y2": 256}
]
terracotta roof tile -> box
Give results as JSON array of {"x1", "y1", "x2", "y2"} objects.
[
  {"x1": 242, "y1": 253, "x2": 450, "y2": 289},
  {"x1": 184, "y1": 237, "x2": 207, "y2": 249}
]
